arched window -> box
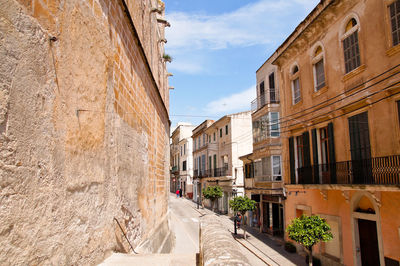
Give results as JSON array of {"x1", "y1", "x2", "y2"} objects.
[
  {"x1": 312, "y1": 45, "x2": 326, "y2": 91},
  {"x1": 342, "y1": 17, "x2": 361, "y2": 73},
  {"x1": 290, "y1": 64, "x2": 301, "y2": 104}
]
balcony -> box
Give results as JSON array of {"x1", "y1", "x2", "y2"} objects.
[
  {"x1": 295, "y1": 155, "x2": 400, "y2": 185},
  {"x1": 194, "y1": 167, "x2": 229, "y2": 178},
  {"x1": 255, "y1": 175, "x2": 282, "y2": 182},
  {"x1": 251, "y1": 91, "x2": 279, "y2": 112},
  {"x1": 171, "y1": 165, "x2": 179, "y2": 173}
]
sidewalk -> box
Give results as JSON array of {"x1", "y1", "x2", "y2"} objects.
[{"x1": 182, "y1": 196, "x2": 307, "y2": 266}]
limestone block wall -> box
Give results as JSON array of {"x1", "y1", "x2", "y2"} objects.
[
  {"x1": 200, "y1": 214, "x2": 250, "y2": 266},
  {"x1": 0, "y1": 0, "x2": 170, "y2": 265}
]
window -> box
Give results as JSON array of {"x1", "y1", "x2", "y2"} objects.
[
  {"x1": 312, "y1": 46, "x2": 325, "y2": 91},
  {"x1": 198, "y1": 137, "x2": 200, "y2": 148},
  {"x1": 389, "y1": 1, "x2": 400, "y2": 46},
  {"x1": 245, "y1": 163, "x2": 254, "y2": 178},
  {"x1": 194, "y1": 138, "x2": 196, "y2": 150},
  {"x1": 253, "y1": 156, "x2": 281, "y2": 181},
  {"x1": 296, "y1": 135, "x2": 304, "y2": 168},
  {"x1": 220, "y1": 128, "x2": 222, "y2": 138},
  {"x1": 292, "y1": 78, "x2": 301, "y2": 104},
  {"x1": 180, "y1": 146, "x2": 182, "y2": 156},
  {"x1": 184, "y1": 143, "x2": 186, "y2": 155},
  {"x1": 342, "y1": 18, "x2": 360, "y2": 73},
  {"x1": 269, "y1": 72, "x2": 278, "y2": 103},
  {"x1": 225, "y1": 125, "x2": 228, "y2": 135},
  {"x1": 314, "y1": 60, "x2": 325, "y2": 90},
  {"x1": 270, "y1": 112, "x2": 280, "y2": 137},
  {"x1": 320, "y1": 127, "x2": 329, "y2": 165},
  {"x1": 252, "y1": 112, "x2": 280, "y2": 142},
  {"x1": 182, "y1": 160, "x2": 187, "y2": 171},
  {"x1": 291, "y1": 65, "x2": 301, "y2": 104},
  {"x1": 272, "y1": 156, "x2": 282, "y2": 181},
  {"x1": 213, "y1": 132, "x2": 216, "y2": 141}
]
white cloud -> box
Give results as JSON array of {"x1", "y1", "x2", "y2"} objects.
[
  {"x1": 167, "y1": 59, "x2": 203, "y2": 74},
  {"x1": 165, "y1": 0, "x2": 319, "y2": 52},
  {"x1": 204, "y1": 85, "x2": 256, "y2": 115}
]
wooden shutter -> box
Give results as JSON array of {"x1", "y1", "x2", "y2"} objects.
[
  {"x1": 302, "y1": 131, "x2": 311, "y2": 167},
  {"x1": 311, "y1": 129, "x2": 319, "y2": 182},
  {"x1": 289, "y1": 137, "x2": 296, "y2": 184},
  {"x1": 327, "y1": 122, "x2": 336, "y2": 183},
  {"x1": 269, "y1": 73, "x2": 276, "y2": 103}
]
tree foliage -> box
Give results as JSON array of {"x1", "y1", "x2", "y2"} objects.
[
  {"x1": 202, "y1": 185, "x2": 222, "y2": 201},
  {"x1": 229, "y1": 196, "x2": 256, "y2": 215},
  {"x1": 286, "y1": 215, "x2": 333, "y2": 250}
]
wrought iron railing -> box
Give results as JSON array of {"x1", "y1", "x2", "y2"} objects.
[
  {"x1": 171, "y1": 165, "x2": 179, "y2": 172},
  {"x1": 255, "y1": 175, "x2": 282, "y2": 182},
  {"x1": 251, "y1": 91, "x2": 280, "y2": 112},
  {"x1": 194, "y1": 167, "x2": 229, "y2": 178},
  {"x1": 296, "y1": 155, "x2": 400, "y2": 185}
]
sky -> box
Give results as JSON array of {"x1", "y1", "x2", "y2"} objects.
[{"x1": 164, "y1": 0, "x2": 320, "y2": 129}]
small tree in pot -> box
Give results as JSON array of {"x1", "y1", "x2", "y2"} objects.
[
  {"x1": 286, "y1": 215, "x2": 333, "y2": 266},
  {"x1": 229, "y1": 195, "x2": 256, "y2": 239},
  {"x1": 202, "y1": 185, "x2": 222, "y2": 212}
]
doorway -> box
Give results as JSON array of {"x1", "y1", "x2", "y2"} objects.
[
  {"x1": 262, "y1": 202, "x2": 270, "y2": 233},
  {"x1": 357, "y1": 219, "x2": 379, "y2": 266}
]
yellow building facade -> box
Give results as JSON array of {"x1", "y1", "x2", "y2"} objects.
[{"x1": 271, "y1": 0, "x2": 400, "y2": 265}]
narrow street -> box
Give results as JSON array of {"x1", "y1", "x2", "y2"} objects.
[
  {"x1": 169, "y1": 194, "x2": 200, "y2": 254},
  {"x1": 170, "y1": 194, "x2": 282, "y2": 265}
]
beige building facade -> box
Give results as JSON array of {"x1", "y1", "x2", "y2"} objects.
[
  {"x1": 192, "y1": 119, "x2": 215, "y2": 203},
  {"x1": 170, "y1": 123, "x2": 195, "y2": 197},
  {"x1": 199, "y1": 112, "x2": 253, "y2": 215},
  {"x1": 242, "y1": 55, "x2": 284, "y2": 237},
  {"x1": 269, "y1": 0, "x2": 400, "y2": 265},
  {"x1": 0, "y1": 0, "x2": 171, "y2": 264}
]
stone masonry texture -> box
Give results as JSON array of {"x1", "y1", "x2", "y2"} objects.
[
  {"x1": 0, "y1": 0, "x2": 170, "y2": 265},
  {"x1": 200, "y1": 214, "x2": 250, "y2": 266}
]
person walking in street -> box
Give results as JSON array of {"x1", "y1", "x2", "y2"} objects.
[
  {"x1": 179, "y1": 188, "x2": 182, "y2": 198},
  {"x1": 176, "y1": 189, "x2": 179, "y2": 198}
]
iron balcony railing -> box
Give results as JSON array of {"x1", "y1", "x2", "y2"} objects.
[
  {"x1": 171, "y1": 165, "x2": 179, "y2": 172},
  {"x1": 255, "y1": 175, "x2": 282, "y2": 182},
  {"x1": 194, "y1": 167, "x2": 229, "y2": 178},
  {"x1": 295, "y1": 155, "x2": 400, "y2": 185},
  {"x1": 251, "y1": 91, "x2": 280, "y2": 112}
]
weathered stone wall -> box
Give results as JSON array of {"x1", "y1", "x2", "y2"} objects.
[
  {"x1": 0, "y1": 0, "x2": 170, "y2": 264},
  {"x1": 200, "y1": 214, "x2": 250, "y2": 266}
]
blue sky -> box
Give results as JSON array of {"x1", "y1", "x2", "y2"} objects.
[{"x1": 164, "y1": 0, "x2": 319, "y2": 129}]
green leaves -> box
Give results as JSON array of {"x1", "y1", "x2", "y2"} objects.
[
  {"x1": 286, "y1": 215, "x2": 333, "y2": 249},
  {"x1": 229, "y1": 195, "x2": 257, "y2": 215},
  {"x1": 202, "y1": 185, "x2": 223, "y2": 200}
]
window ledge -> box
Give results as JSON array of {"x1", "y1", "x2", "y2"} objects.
[
  {"x1": 386, "y1": 44, "x2": 400, "y2": 57},
  {"x1": 342, "y1": 64, "x2": 366, "y2": 82},
  {"x1": 312, "y1": 85, "x2": 328, "y2": 98},
  {"x1": 292, "y1": 99, "x2": 303, "y2": 107}
]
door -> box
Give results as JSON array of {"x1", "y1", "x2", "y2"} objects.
[
  {"x1": 272, "y1": 203, "x2": 279, "y2": 235},
  {"x1": 348, "y1": 112, "x2": 371, "y2": 183},
  {"x1": 262, "y1": 202, "x2": 270, "y2": 233},
  {"x1": 358, "y1": 219, "x2": 380, "y2": 266}
]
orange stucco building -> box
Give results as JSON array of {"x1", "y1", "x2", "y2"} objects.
[{"x1": 265, "y1": 0, "x2": 400, "y2": 265}]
